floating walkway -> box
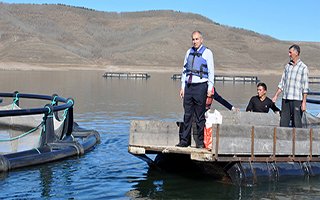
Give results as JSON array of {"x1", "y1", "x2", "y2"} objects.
[
  {"x1": 307, "y1": 92, "x2": 320, "y2": 105},
  {"x1": 103, "y1": 72, "x2": 150, "y2": 79},
  {"x1": 171, "y1": 74, "x2": 259, "y2": 83},
  {"x1": 0, "y1": 92, "x2": 100, "y2": 172},
  {"x1": 309, "y1": 76, "x2": 320, "y2": 84},
  {"x1": 129, "y1": 108, "x2": 320, "y2": 185}
]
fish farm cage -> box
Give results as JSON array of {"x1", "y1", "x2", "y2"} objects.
[{"x1": 0, "y1": 91, "x2": 100, "y2": 172}]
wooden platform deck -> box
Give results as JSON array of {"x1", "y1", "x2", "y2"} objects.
[
  {"x1": 128, "y1": 111, "x2": 320, "y2": 163},
  {"x1": 103, "y1": 72, "x2": 150, "y2": 79},
  {"x1": 171, "y1": 74, "x2": 259, "y2": 83}
]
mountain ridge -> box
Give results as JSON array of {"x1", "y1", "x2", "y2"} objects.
[{"x1": 0, "y1": 3, "x2": 319, "y2": 74}]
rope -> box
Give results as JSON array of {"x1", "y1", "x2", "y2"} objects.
[
  {"x1": 62, "y1": 108, "x2": 69, "y2": 120},
  {"x1": 61, "y1": 99, "x2": 73, "y2": 121},
  {"x1": 0, "y1": 106, "x2": 52, "y2": 142},
  {"x1": 1, "y1": 97, "x2": 74, "y2": 144},
  {"x1": 12, "y1": 92, "x2": 19, "y2": 109},
  {"x1": 50, "y1": 98, "x2": 73, "y2": 122},
  {"x1": 51, "y1": 96, "x2": 58, "y2": 105},
  {"x1": 1, "y1": 98, "x2": 74, "y2": 141},
  {"x1": 0, "y1": 121, "x2": 44, "y2": 142}
]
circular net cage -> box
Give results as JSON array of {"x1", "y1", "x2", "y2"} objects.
[{"x1": 0, "y1": 104, "x2": 64, "y2": 154}]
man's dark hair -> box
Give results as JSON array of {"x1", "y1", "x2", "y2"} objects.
[
  {"x1": 257, "y1": 82, "x2": 267, "y2": 91},
  {"x1": 289, "y1": 44, "x2": 300, "y2": 55}
]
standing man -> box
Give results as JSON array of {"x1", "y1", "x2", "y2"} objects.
[
  {"x1": 177, "y1": 31, "x2": 214, "y2": 148},
  {"x1": 272, "y1": 44, "x2": 309, "y2": 128},
  {"x1": 246, "y1": 82, "x2": 280, "y2": 113}
]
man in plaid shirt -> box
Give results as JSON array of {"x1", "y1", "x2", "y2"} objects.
[{"x1": 272, "y1": 44, "x2": 309, "y2": 128}]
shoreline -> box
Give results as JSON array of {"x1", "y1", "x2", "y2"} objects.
[{"x1": 0, "y1": 62, "x2": 319, "y2": 76}]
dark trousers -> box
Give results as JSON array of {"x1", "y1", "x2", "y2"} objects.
[
  {"x1": 180, "y1": 82, "x2": 208, "y2": 146},
  {"x1": 280, "y1": 99, "x2": 302, "y2": 128}
]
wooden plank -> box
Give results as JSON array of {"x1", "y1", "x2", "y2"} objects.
[
  {"x1": 128, "y1": 145, "x2": 210, "y2": 155},
  {"x1": 128, "y1": 144, "x2": 320, "y2": 163},
  {"x1": 191, "y1": 152, "x2": 215, "y2": 161},
  {"x1": 128, "y1": 146, "x2": 145, "y2": 154}
]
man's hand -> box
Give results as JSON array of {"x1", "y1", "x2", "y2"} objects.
[
  {"x1": 272, "y1": 88, "x2": 282, "y2": 103},
  {"x1": 301, "y1": 98, "x2": 307, "y2": 112},
  {"x1": 272, "y1": 95, "x2": 277, "y2": 103},
  {"x1": 301, "y1": 101, "x2": 307, "y2": 112},
  {"x1": 207, "y1": 87, "x2": 214, "y2": 97},
  {"x1": 301, "y1": 93, "x2": 307, "y2": 112},
  {"x1": 179, "y1": 89, "x2": 184, "y2": 99}
]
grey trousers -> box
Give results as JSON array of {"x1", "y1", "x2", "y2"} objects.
[{"x1": 280, "y1": 99, "x2": 302, "y2": 128}]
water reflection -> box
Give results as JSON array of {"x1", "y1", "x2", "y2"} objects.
[
  {"x1": 128, "y1": 169, "x2": 234, "y2": 199},
  {"x1": 0, "y1": 171, "x2": 8, "y2": 181},
  {"x1": 129, "y1": 168, "x2": 320, "y2": 199},
  {"x1": 39, "y1": 165, "x2": 53, "y2": 198}
]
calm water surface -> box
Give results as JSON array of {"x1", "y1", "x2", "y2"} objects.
[{"x1": 0, "y1": 70, "x2": 319, "y2": 199}]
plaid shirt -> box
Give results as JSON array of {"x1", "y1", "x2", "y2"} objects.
[{"x1": 278, "y1": 59, "x2": 309, "y2": 101}]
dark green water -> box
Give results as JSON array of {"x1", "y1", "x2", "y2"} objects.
[{"x1": 0, "y1": 71, "x2": 319, "y2": 199}]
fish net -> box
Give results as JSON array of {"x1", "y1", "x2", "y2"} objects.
[
  {"x1": 302, "y1": 111, "x2": 320, "y2": 128},
  {"x1": 0, "y1": 104, "x2": 64, "y2": 154}
]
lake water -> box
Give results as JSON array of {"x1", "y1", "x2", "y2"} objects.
[{"x1": 0, "y1": 70, "x2": 319, "y2": 199}]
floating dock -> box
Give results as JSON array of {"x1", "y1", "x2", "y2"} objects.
[
  {"x1": 307, "y1": 92, "x2": 320, "y2": 105},
  {"x1": 128, "y1": 111, "x2": 320, "y2": 185},
  {"x1": 309, "y1": 76, "x2": 320, "y2": 84},
  {"x1": 171, "y1": 74, "x2": 259, "y2": 83},
  {"x1": 103, "y1": 72, "x2": 150, "y2": 79}
]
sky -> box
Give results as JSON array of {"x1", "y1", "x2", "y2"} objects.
[{"x1": 2, "y1": 0, "x2": 320, "y2": 42}]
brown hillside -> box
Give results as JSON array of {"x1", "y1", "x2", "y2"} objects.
[{"x1": 0, "y1": 3, "x2": 319, "y2": 74}]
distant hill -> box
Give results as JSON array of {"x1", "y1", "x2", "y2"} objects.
[{"x1": 0, "y1": 3, "x2": 319, "y2": 74}]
